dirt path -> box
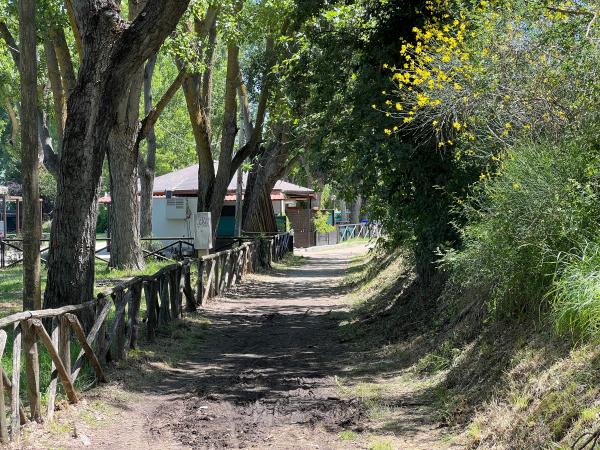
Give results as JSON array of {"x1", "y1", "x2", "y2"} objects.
[{"x1": 28, "y1": 243, "x2": 454, "y2": 449}]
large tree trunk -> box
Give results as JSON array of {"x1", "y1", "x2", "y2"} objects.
[
  {"x1": 44, "y1": 0, "x2": 190, "y2": 308},
  {"x1": 20, "y1": 0, "x2": 41, "y2": 311},
  {"x1": 242, "y1": 136, "x2": 291, "y2": 233},
  {"x1": 107, "y1": 120, "x2": 143, "y2": 269},
  {"x1": 139, "y1": 54, "x2": 158, "y2": 238},
  {"x1": 106, "y1": 0, "x2": 147, "y2": 270}
]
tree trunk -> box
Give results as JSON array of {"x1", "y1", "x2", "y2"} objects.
[
  {"x1": 234, "y1": 81, "x2": 251, "y2": 236},
  {"x1": 107, "y1": 121, "x2": 143, "y2": 270},
  {"x1": 44, "y1": 0, "x2": 190, "y2": 308},
  {"x1": 139, "y1": 54, "x2": 157, "y2": 238},
  {"x1": 106, "y1": 0, "x2": 150, "y2": 270},
  {"x1": 207, "y1": 44, "x2": 240, "y2": 235},
  {"x1": 350, "y1": 197, "x2": 362, "y2": 224},
  {"x1": 44, "y1": 37, "x2": 66, "y2": 147},
  {"x1": 20, "y1": 0, "x2": 41, "y2": 311},
  {"x1": 242, "y1": 135, "x2": 291, "y2": 233}
]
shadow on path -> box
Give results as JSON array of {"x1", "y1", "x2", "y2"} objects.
[{"x1": 113, "y1": 245, "x2": 370, "y2": 449}]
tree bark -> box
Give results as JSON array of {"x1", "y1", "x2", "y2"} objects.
[
  {"x1": 350, "y1": 197, "x2": 362, "y2": 224},
  {"x1": 43, "y1": 37, "x2": 66, "y2": 146},
  {"x1": 139, "y1": 54, "x2": 157, "y2": 238},
  {"x1": 20, "y1": 0, "x2": 41, "y2": 311},
  {"x1": 208, "y1": 44, "x2": 240, "y2": 234},
  {"x1": 242, "y1": 130, "x2": 292, "y2": 233},
  {"x1": 106, "y1": 0, "x2": 156, "y2": 270},
  {"x1": 4, "y1": 99, "x2": 18, "y2": 146},
  {"x1": 234, "y1": 81, "x2": 252, "y2": 236},
  {"x1": 44, "y1": 0, "x2": 191, "y2": 308},
  {"x1": 49, "y1": 28, "x2": 76, "y2": 97}
]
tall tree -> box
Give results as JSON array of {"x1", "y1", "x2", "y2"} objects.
[
  {"x1": 181, "y1": 4, "x2": 278, "y2": 237},
  {"x1": 44, "y1": 0, "x2": 190, "y2": 309},
  {"x1": 138, "y1": 53, "x2": 158, "y2": 238},
  {"x1": 19, "y1": 0, "x2": 41, "y2": 311}
]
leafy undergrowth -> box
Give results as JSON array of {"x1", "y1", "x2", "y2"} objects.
[{"x1": 338, "y1": 249, "x2": 600, "y2": 449}]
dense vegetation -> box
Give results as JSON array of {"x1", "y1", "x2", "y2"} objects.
[{"x1": 288, "y1": 0, "x2": 600, "y2": 339}]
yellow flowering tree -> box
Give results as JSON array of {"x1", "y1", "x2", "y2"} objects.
[{"x1": 381, "y1": 0, "x2": 600, "y2": 167}]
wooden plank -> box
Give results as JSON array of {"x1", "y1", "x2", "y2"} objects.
[
  {"x1": 1, "y1": 371, "x2": 26, "y2": 425},
  {"x1": 127, "y1": 283, "x2": 142, "y2": 349},
  {"x1": 203, "y1": 259, "x2": 216, "y2": 304},
  {"x1": 219, "y1": 251, "x2": 230, "y2": 293},
  {"x1": 187, "y1": 260, "x2": 197, "y2": 310},
  {"x1": 169, "y1": 269, "x2": 180, "y2": 319},
  {"x1": 30, "y1": 319, "x2": 78, "y2": 404},
  {"x1": 158, "y1": 275, "x2": 171, "y2": 325},
  {"x1": 46, "y1": 318, "x2": 59, "y2": 421},
  {"x1": 114, "y1": 291, "x2": 129, "y2": 361},
  {"x1": 0, "y1": 299, "x2": 100, "y2": 330},
  {"x1": 22, "y1": 320, "x2": 42, "y2": 422},
  {"x1": 236, "y1": 248, "x2": 243, "y2": 283},
  {"x1": 230, "y1": 248, "x2": 243, "y2": 287},
  {"x1": 93, "y1": 298, "x2": 109, "y2": 365},
  {"x1": 11, "y1": 323, "x2": 21, "y2": 442},
  {"x1": 108, "y1": 291, "x2": 128, "y2": 361},
  {"x1": 0, "y1": 330, "x2": 7, "y2": 443},
  {"x1": 143, "y1": 281, "x2": 157, "y2": 341},
  {"x1": 227, "y1": 250, "x2": 238, "y2": 288},
  {"x1": 213, "y1": 254, "x2": 220, "y2": 296},
  {"x1": 64, "y1": 314, "x2": 106, "y2": 384},
  {"x1": 59, "y1": 315, "x2": 71, "y2": 378}
]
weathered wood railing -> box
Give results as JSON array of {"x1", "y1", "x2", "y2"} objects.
[{"x1": 0, "y1": 233, "x2": 291, "y2": 443}]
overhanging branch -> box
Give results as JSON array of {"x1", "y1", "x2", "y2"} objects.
[{"x1": 138, "y1": 69, "x2": 186, "y2": 142}]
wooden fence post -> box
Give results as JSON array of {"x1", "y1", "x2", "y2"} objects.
[
  {"x1": 196, "y1": 259, "x2": 204, "y2": 307},
  {"x1": 127, "y1": 283, "x2": 142, "y2": 349},
  {"x1": 183, "y1": 261, "x2": 195, "y2": 310},
  {"x1": 46, "y1": 318, "x2": 59, "y2": 421},
  {"x1": 158, "y1": 276, "x2": 171, "y2": 325},
  {"x1": 169, "y1": 269, "x2": 180, "y2": 319},
  {"x1": 59, "y1": 315, "x2": 71, "y2": 375},
  {"x1": 143, "y1": 281, "x2": 157, "y2": 341},
  {"x1": 22, "y1": 320, "x2": 41, "y2": 422},
  {"x1": 0, "y1": 330, "x2": 7, "y2": 444},
  {"x1": 11, "y1": 323, "x2": 21, "y2": 442},
  {"x1": 110, "y1": 290, "x2": 128, "y2": 361}
]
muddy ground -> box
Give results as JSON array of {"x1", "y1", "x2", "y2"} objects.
[{"x1": 24, "y1": 243, "x2": 454, "y2": 449}]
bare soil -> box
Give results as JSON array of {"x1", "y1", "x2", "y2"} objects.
[{"x1": 25, "y1": 243, "x2": 454, "y2": 449}]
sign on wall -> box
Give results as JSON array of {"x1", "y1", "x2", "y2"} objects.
[{"x1": 194, "y1": 212, "x2": 213, "y2": 250}]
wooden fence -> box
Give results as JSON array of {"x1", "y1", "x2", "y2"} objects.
[{"x1": 0, "y1": 233, "x2": 291, "y2": 444}]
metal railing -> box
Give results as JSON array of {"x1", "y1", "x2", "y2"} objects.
[{"x1": 337, "y1": 222, "x2": 382, "y2": 242}]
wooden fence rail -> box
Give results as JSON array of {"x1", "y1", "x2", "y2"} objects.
[{"x1": 0, "y1": 233, "x2": 291, "y2": 443}]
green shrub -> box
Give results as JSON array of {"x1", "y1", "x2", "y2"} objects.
[
  {"x1": 443, "y1": 136, "x2": 600, "y2": 319},
  {"x1": 551, "y1": 243, "x2": 600, "y2": 340},
  {"x1": 314, "y1": 210, "x2": 335, "y2": 234}
]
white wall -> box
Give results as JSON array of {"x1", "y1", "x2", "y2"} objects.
[{"x1": 151, "y1": 197, "x2": 197, "y2": 239}]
